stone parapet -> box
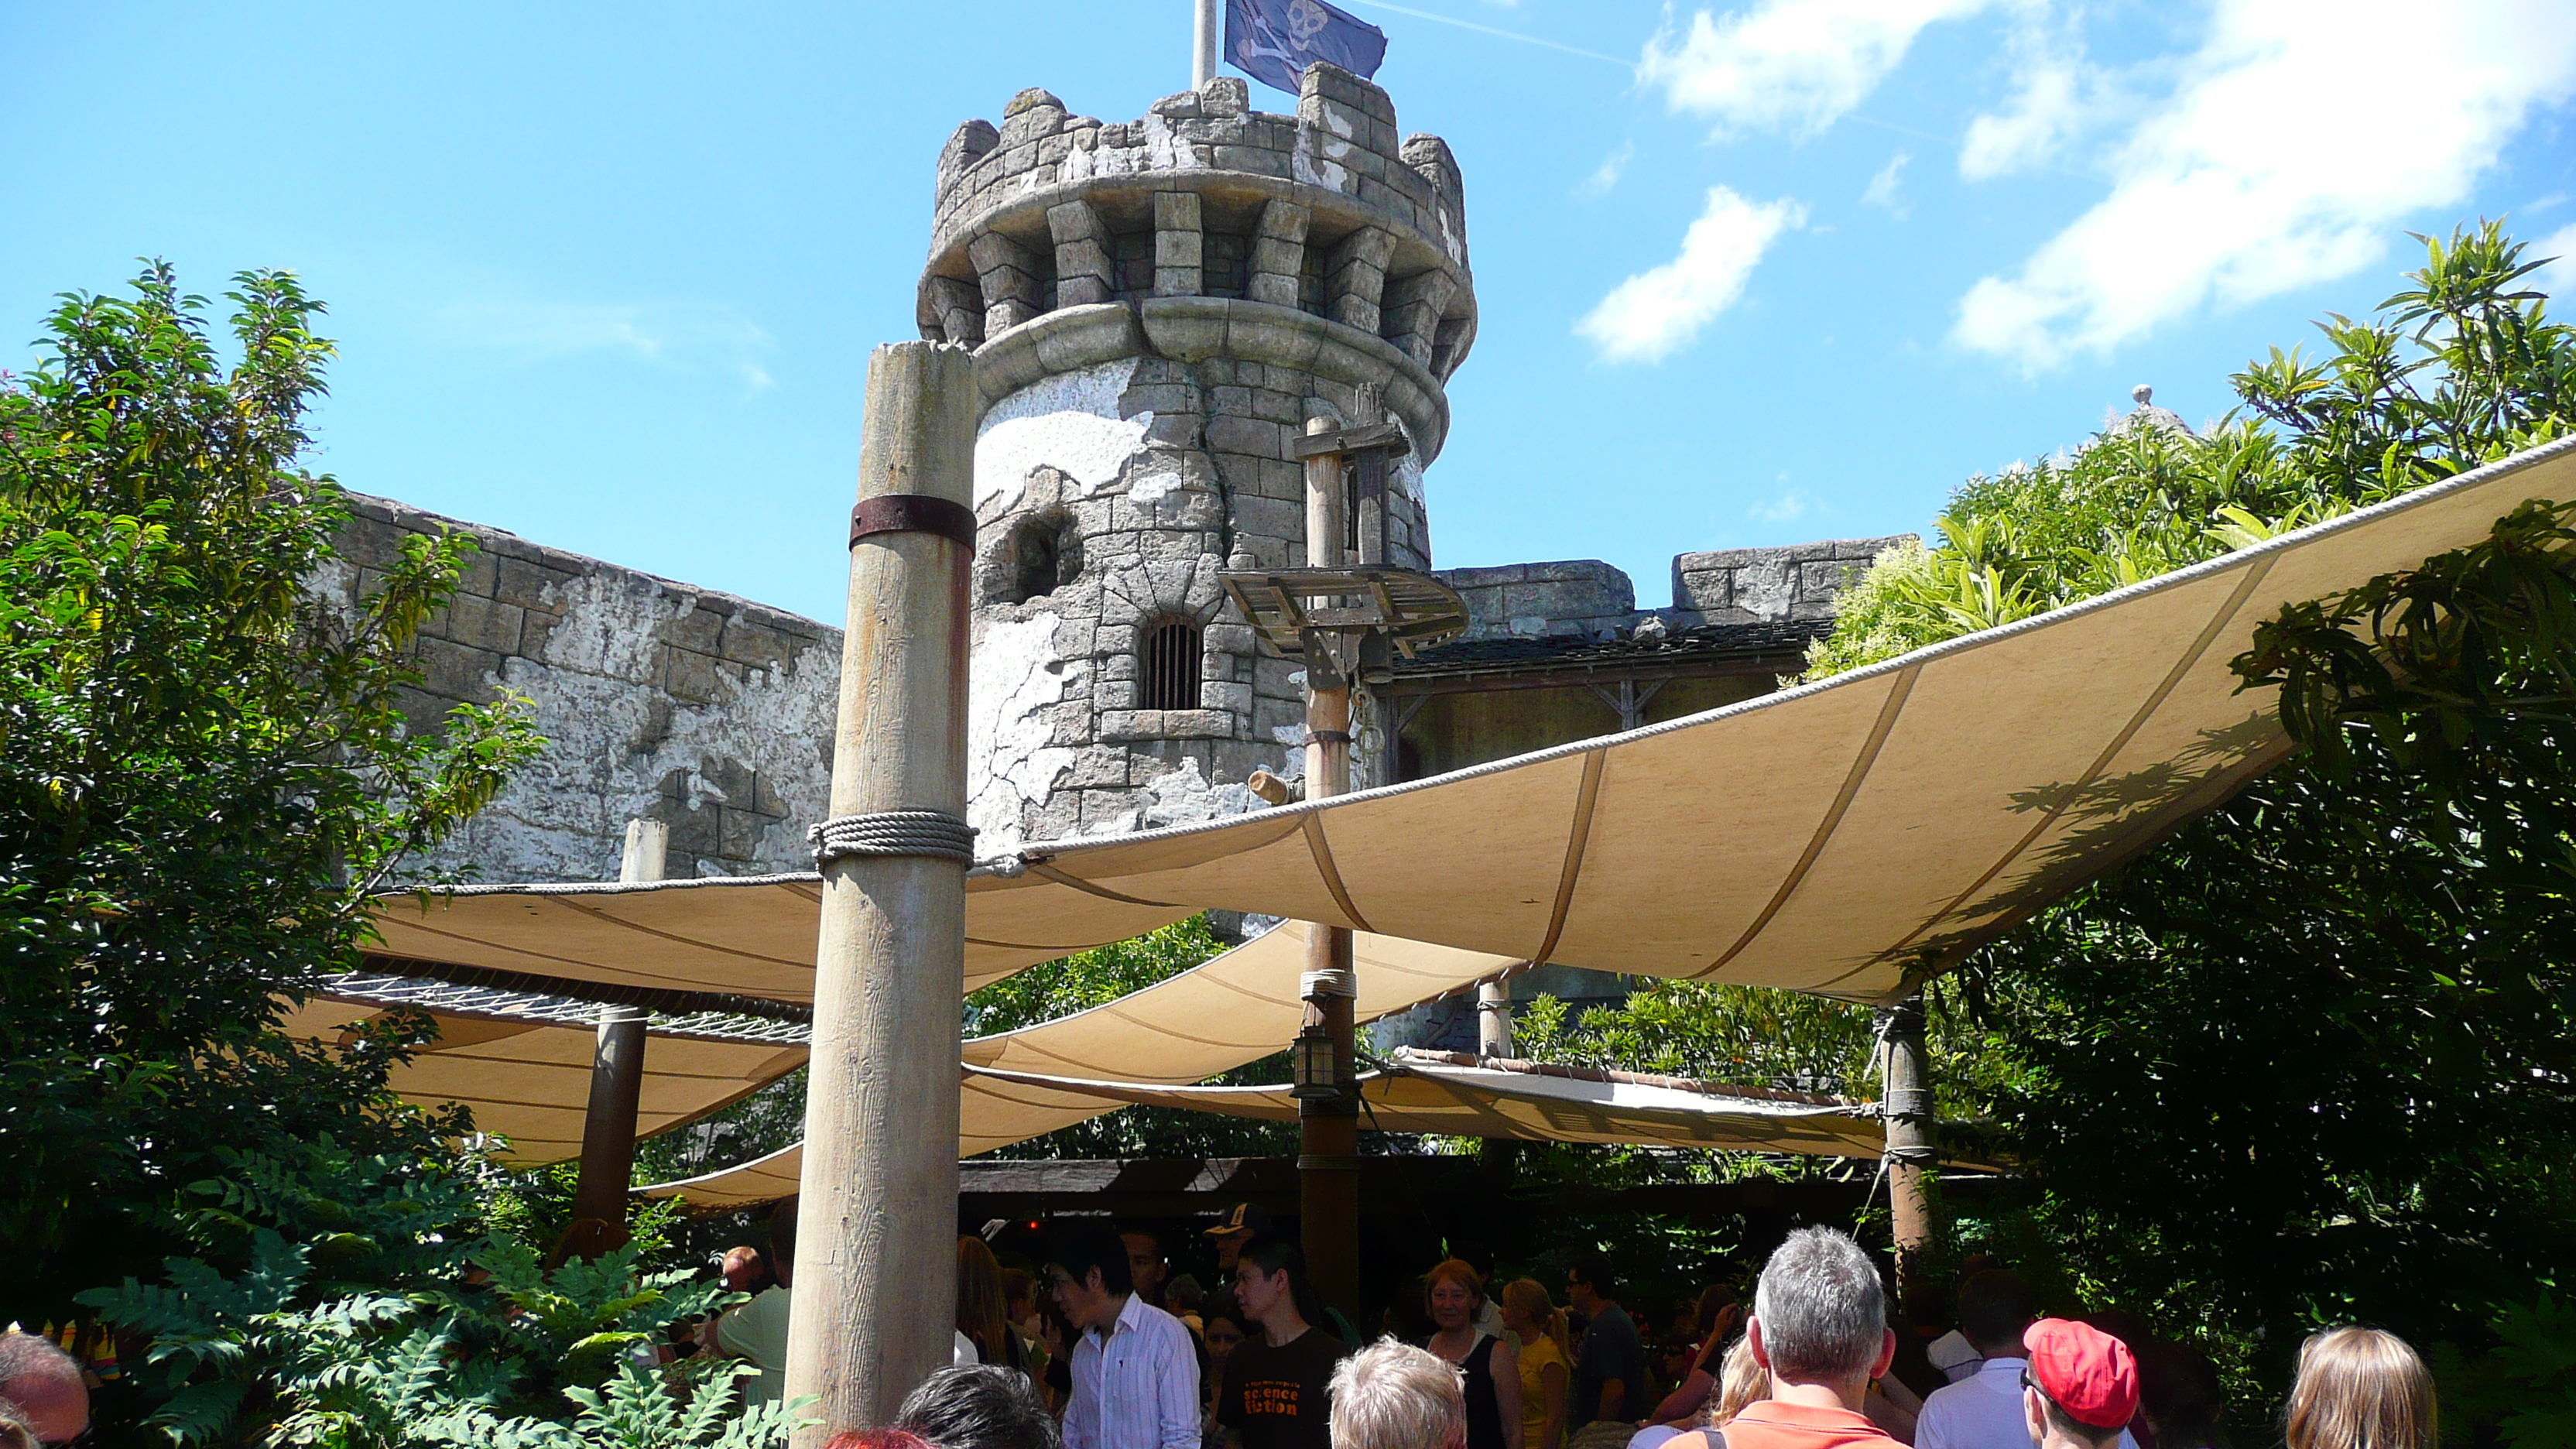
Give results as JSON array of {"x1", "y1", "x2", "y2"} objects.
[
  {"x1": 1670, "y1": 536, "x2": 1916, "y2": 624},
  {"x1": 918, "y1": 69, "x2": 1475, "y2": 389},
  {"x1": 1437, "y1": 560, "x2": 1637, "y2": 641}
]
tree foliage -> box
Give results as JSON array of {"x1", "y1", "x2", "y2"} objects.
[
  {"x1": 0, "y1": 265, "x2": 543, "y2": 1415},
  {"x1": 1800, "y1": 221, "x2": 2576, "y2": 1398}
]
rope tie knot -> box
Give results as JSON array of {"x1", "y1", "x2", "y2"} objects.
[{"x1": 808, "y1": 810, "x2": 976, "y2": 866}]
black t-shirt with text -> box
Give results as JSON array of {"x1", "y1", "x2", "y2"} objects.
[{"x1": 1219, "y1": 1327, "x2": 1351, "y2": 1449}]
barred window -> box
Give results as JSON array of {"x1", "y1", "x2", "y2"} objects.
[{"x1": 1139, "y1": 616, "x2": 1203, "y2": 711}]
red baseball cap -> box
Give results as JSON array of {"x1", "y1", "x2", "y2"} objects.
[{"x1": 2025, "y1": 1318, "x2": 2139, "y2": 1430}]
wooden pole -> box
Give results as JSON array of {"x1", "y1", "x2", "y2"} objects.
[
  {"x1": 563, "y1": 818, "x2": 668, "y2": 1255},
  {"x1": 1880, "y1": 995, "x2": 1936, "y2": 1300},
  {"x1": 1475, "y1": 978, "x2": 1511, "y2": 1058},
  {"x1": 1298, "y1": 415, "x2": 1362, "y2": 1317},
  {"x1": 785, "y1": 341, "x2": 976, "y2": 1442}
]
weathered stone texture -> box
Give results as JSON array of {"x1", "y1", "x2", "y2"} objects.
[
  {"x1": 917, "y1": 65, "x2": 1476, "y2": 385},
  {"x1": 1670, "y1": 535, "x2": 1917, "y2": 624},
  {"x1": 325, "y1": 495, "x2": 840, "y2": 886},
  {"x1": 1438, "y1": 560, "x2": 1639, "y2": 641}
]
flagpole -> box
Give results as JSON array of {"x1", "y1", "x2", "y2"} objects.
[{"x1": 1194, "y1": 0, "x2": 1218, "y2": 88}]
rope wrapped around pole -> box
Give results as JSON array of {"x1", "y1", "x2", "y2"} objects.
[{"x1": 807, "y1": 810, "x2": 976, "y2": 866}]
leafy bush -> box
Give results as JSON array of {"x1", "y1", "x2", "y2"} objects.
[{"x1": 1802, "y1": 222, "x2": 2576, "y2": 1401}]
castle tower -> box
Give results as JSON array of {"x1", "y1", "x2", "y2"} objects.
[{"x1": 923, "y1": 67, "x2": 1476, "y2": 848}]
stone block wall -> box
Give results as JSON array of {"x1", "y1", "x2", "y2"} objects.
[
  {"x1": 1670, "y1": 536, "x2": 1917, "y2": 624},
  {"x1": 1437, "y1": 560, "x2": 1637, "y2": 641},
  {"x1": 320, "y1": 495, "x2": 840, "y2": 886}
]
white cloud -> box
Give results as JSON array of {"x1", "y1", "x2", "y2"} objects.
[
  {"x1": 1577, "y1": 187, "x2": 1807, "y2": 363},
  {"x1": 1954, "y1": 0, "x2": 2576, "y2": 368},
  {"x1": 1862, "y1": 150, "x2": 1911, "y2": 213},
  {"x1": 1639, "y1": 0, "x2": 1991, "y2": 138},
  {"x1": 442, "y1": 296, "x2": 778, "y2": 394},
  {"x1": 1751, "y1": 487, "x2": 1814, "y2": 522},
  {"x1": 1577, "y1": 140, "x2": 1637, "y2": 198},
  {"x1": 2537, "y1": 221, "x2": 2576, "y2": 303},
  {"x1": 1959, "y1": 25, "x2": 2091, "y2": 179}
]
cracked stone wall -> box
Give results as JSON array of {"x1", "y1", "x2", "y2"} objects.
[{"x1": 325, "y1": 495, "x2": 841, "y2": 885}]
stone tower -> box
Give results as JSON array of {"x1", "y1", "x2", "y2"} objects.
[{"x1": 922, "y1": 66, "x2": 1475, "y2": 848}]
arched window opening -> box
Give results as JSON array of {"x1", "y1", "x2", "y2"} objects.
[
  {"x1": 1139, "y1": 616, "x2": 1204, "y2": 711},
  {"x1": 995, "y1": 512, "x2": 1082, "y2": 605}
]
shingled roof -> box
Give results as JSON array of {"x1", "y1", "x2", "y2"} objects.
[{"x1": 1391, "y1": 616, "x2": 1831, "y2": 680}]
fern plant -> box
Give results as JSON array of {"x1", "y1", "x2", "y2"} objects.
[{"x1": 77, "y1": 1143, "x2": 799, "y2": 1447}]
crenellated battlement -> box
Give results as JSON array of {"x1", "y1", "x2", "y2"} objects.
[{"x1": 917, "y1": 67, "x2": 1475, "y2": 392}]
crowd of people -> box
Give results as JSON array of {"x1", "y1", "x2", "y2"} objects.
[
  {"x1": 658, "y1": 1203, "x2": 2444, "y2": 1449},
  {"x1": 0, "y1": 1210, "x2": 2443, "y2": 1449}
]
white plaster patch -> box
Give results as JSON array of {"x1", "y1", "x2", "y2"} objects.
[
  {"x1": 968, "y1": 611, "x2": 1083, "y2": 853},
  {"x1": 412, "y1": 568, "x2": 841, "y2": 884},
  {"x1": 1293, "y1": 132, "x2": 1350, "y2": 194},
  {"x1": 975, "y1": 359, "x2": 1149, "y2": 510},
  {"x1": 1138, "y1": 754, "x2": 1258, "y2": 831},
  {"x1": 1125, "y1": 457, "x2": 1185, "y2": 505}
]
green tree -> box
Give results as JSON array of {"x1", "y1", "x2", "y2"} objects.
[
  {"x1": 1804, "y1": 222, "x2": 2576, "y2": 1398},
  {"x1": 0, "y1": 265, "x2": 541, "y2": 1324}
]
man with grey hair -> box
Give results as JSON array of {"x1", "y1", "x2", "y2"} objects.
[
  {"x1": 1666, "y1": 1229, "x2": 1899, "y2": 1449},
  {"x1": 0, "y1": 1333, "x2": 88, "y2": 1446},
  {"x1": 1329, "y1": 1337, "x2": 1467, "y2": 1449}
]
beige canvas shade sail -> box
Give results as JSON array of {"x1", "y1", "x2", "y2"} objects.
[
  {"x1": 324, "y1": 925, "x2": 1514, "y2": 1168},
  {"x1": 642, "y1": 1046, "x2": 1894, "y2": 1211},
  {"x1": 971, "y1": 1055, "x2": 1891, "y2": 1157},
  {"x1": 972, "y1": 436, "x2": 2576, "y2": 1001},
  {"x1": 365, "y1": 872, "x2": 1192, "y2": 1003},
  {"x1": 368, "y1": 436, "x2": 2576, "y2": 1008},
  {"x1": 277, "y1": 987, "x2": 809, "y2": 1166},
  {"x1": 641, "y1": 925, "x2": 1519, "y2": 1206}
]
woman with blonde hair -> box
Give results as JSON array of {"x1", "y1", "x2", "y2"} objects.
[
  {"x1": 2286, "y1": 1327, "x2": 2437, "y2": 1449},
  {"x1": 955, "y1": 1236, "x2": 1033, "y2": 1375},
  {"x1": 1502, "y1": 1279, "x2": 1571, "y2": 1449},
  {"x1": 1427, "y1": 1259, "x2": 1525, "y2": 1449},
  {"x1": 1656, "y1": 1336, "x2": 1769, "y2": 1449}
]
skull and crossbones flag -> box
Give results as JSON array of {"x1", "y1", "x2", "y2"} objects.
[{"x1": 1225, "y1": 0, "x2": 1389, "y2": 95}]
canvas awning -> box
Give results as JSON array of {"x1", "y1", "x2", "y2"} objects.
[
  {"x1": 279, "y1": 977, "x2": 809, "y2": 1164},
  {"x1": 322, "y1": 924, "x2": 1515, "y2": 1166},
  {"x1": 973, "y1": 1052, "x2": 1892, "y2": 1156},
  {"x1": 366, "y1": 437, "x2": 2576, "y2": 1005},
  {"x1": 365, "y1": 872, "x2": 1188, "y2": 1004},
  {"x1": 640, "y1": 1048, "x2": 1906, "y2": 1211}
]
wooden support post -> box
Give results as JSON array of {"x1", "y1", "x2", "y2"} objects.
[
  {"x1": 563, "y1": 818, "x2": 667, "y2": 1258},
  {"x1": 1476, "y1": 978, "x2": 1511, "y2": 1058},
  {"x1": 786, "y1": 341, "x2": 976, "y2": 1442},
  {"x1": 1298, "y1": 414, "x2": 1362, "y2": 1317},
  {"x1": 1880, "y1": 995, "x2": 1936, "y2": 1300}
]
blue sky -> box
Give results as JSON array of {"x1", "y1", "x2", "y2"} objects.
[{"x1": 6, "y1": 1, "x2": 2574, "y2": 625}]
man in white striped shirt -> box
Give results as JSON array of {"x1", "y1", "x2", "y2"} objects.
[{"x1": 1048, "y1": 1226, "x2": 1202, "y2": 1449}]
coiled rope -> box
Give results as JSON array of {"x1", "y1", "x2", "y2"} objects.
[{"x1": 807, "y1": 810, "x2": 976, "y2": 866}]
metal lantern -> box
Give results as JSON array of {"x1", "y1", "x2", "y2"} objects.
[{"x1": 1290, "y1": 1023, "x2": 1343, "y2": 1100}]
